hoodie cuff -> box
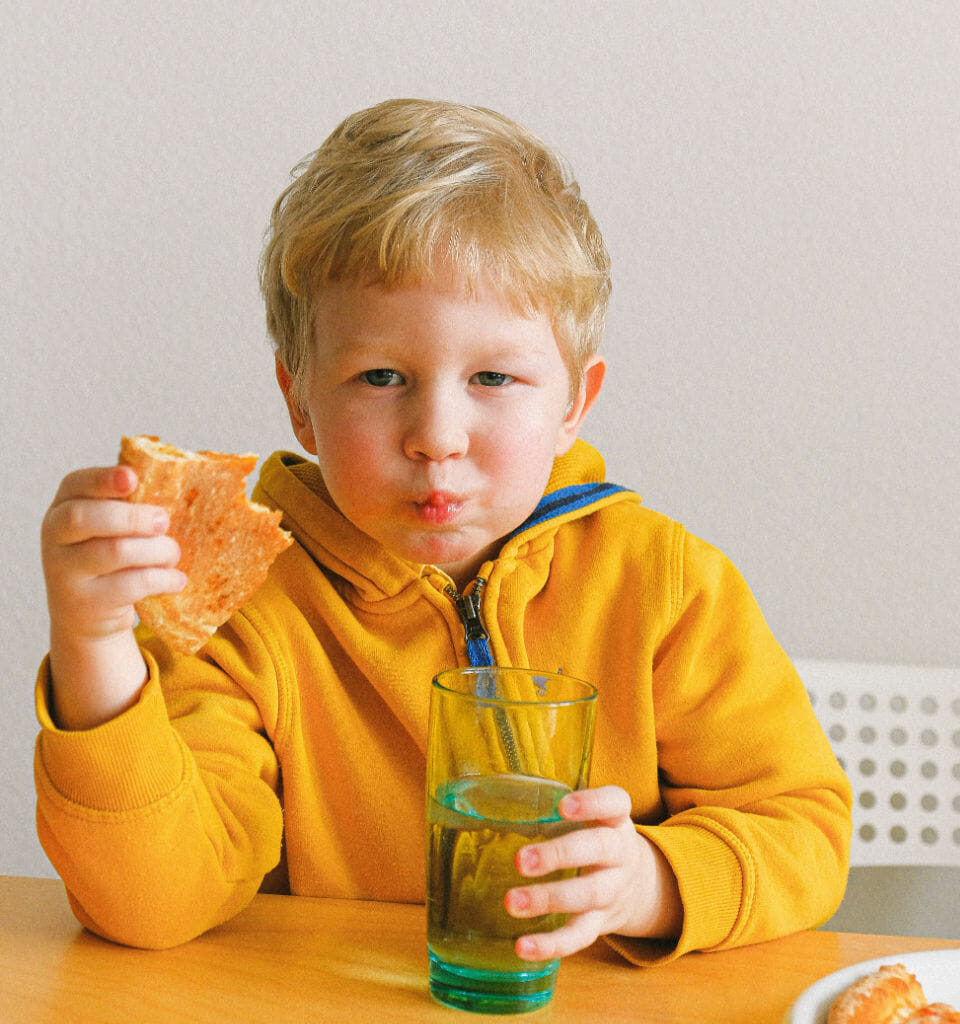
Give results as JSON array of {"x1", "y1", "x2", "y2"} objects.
[
  {"x1": 603, "y1": 819, "x2": 749, "y2": 966},
  {"x1": 35, "y1": 652, "x2": 187, "y2": 813}
]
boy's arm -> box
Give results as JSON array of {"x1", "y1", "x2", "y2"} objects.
[
  {"x1": 38, "y1": 466, "x2": 282, "y2": 947},
  {"x1": 34, "y1": 624, "x2": 283, "y2": 949},
  {"x1": 509, "y1": 526, "x2": 852, "y2": 965},
  {"x1": 619, "y1": 530, "x2": 853, "y2": 962}
]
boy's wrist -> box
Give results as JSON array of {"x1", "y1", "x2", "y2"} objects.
[
  {"x1": 48, "y1": 628, "x2": 148, "y2": 731},
  {"x1": 620, "y1": 832, "x2": 683, "y2": 941}
]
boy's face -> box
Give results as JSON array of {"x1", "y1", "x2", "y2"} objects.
[{"x1": 278, "y1": 270, "x2": 603, "y2": 587}]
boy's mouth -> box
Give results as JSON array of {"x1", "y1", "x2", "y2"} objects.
[{"x1": 413, "y1": 491, "x2": 465, "y2": 524}]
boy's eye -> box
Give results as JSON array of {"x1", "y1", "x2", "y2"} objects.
[
  {"x1": 361, "y1": 368, "x2": 404, "y2": 387},
  {"x1": 474, "y1": 371, "x2": 512, "y2": 387}
]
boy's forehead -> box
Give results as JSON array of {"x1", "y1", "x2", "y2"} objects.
[
  {"x1": 311, "y1": 273, "x2": 556, "y2": 347},
  {"x1": 317, "y1": 262, "x2": 543, "y2": 309}
]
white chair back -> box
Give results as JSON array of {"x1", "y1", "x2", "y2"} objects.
[{"x1": 796, "y1": 659, "x2": 960, "y2": 868}]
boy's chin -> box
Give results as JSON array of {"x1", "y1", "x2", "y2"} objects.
[{"x1": 405, "y1": 540, "x2": 498, "y2": 587}]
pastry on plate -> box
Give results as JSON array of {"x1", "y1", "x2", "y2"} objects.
[{"x1": 828, "y1": 962, "x2": 958, "y2": 1024}]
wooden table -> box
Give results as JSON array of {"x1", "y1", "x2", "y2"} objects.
[{"x1": 2, "y1": 875, "x2": 958, "y2": 1023}]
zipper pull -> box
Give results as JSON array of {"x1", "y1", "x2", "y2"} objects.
[
  {"x1": 454, "y1": 578, "x2": 488, "y2": 643},
  {"x1": 446, "y1": 578, "x2": 494, "y2": 666}
]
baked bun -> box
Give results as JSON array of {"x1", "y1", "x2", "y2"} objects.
[
  {"x1": 828, "y1": 964, "x2": 927, "y2": 1024},
  {"x1": 120, "y1": 435, "x2": 292, "y2": 654},
  {"x1": 903, "y1": 1007, "x2": 960, "y2": 1023}
]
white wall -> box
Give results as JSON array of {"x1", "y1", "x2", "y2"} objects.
[{"x1": 2, "y1": 2, "x2": 958, "y2": 877}]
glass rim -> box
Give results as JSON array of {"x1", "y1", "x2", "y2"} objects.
[{"x1": 431, "y1": 666, "x2": 597, "y2": 707}]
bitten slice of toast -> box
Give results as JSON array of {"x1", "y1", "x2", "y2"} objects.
[{"x1": 119, "y1": 435, "x2": 292, "y2": 654}]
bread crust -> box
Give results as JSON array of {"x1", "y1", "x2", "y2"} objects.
[
  {"x1": 119, "y1": 435, "x2": 292, "y2": 654},
  {"x1": 828, "y1": 964, "x2": 928, "y2": 1024}
]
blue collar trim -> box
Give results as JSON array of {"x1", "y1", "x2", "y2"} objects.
[{"x1": 505, "y1": 481, "x2": 628, "y2": 542}]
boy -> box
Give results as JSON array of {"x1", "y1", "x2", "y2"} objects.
[{"x1": 36, "y1": 98, "x2": 851, "y2": 963}]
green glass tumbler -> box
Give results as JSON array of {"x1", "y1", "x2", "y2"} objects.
[{"x1": 426, "y1": 667, "x2": 597, "y2": 1014}]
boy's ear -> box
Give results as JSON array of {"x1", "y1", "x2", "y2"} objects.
[
  {"x1": 275, "y1": 357, "x2": 318, "y2": 455},
  {"x1": 555, "y1": 355, "x2": 605, "y2": 455}
]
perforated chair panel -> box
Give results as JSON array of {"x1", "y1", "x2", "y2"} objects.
[{"x1": 795, "y1": 659, "x2": 960, "y2": 867}]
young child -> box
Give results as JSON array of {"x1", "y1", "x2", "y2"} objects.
[{"x1": 36, "y1": 98, "x2": 851, "y2": 962}]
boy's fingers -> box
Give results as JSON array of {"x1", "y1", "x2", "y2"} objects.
[
  {"x1": 44, "y1": 466, "x2": 172, "y2": 547},
  {"x1": 51, "y1": 565, "x2": 187, "y2": 630},
  {"x1": 558, "y1": 785, "x2": 632, "y2": 824},
  {"x1": 47, "y1": 498, "x2": 169, "y2": 547},
  {"x1": 517, "y1": 823, "x2": 625, "y2": 878},
  {"x1": 53, "y1": 465, "x2": 138, "y2": 503},
  {"x1": 506, "y1": 868, "x2": 619, "y2": 919},
  {"x1": 92, "y1": 566, "x2": 188, "y2": 606},
  {"x1": 66, "y1": 535, "x2": 182, "y2": 577},
  {"x1": 514, "y1": 910, "x2": 606, "y2": 962}
]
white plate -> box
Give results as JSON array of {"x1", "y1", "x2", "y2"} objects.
[{"x1": 784, "y1": 949, "x2": 960, "y2": 1024}]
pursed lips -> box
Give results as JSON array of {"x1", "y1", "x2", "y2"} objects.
[{"x1": 412, "y1": 491, "x2": 466, "y2": 524}]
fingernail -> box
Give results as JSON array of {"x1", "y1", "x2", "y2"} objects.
[
  {"x1": 153, "y1": 511, "x2": 170, "y2": 533},
  {"x1": 520, "y1": 847, "x2": 540, "y2": 873},
  {"x1": 515, "y1": 937, "x2": 539, "y2": 960},
  {"x1": 561, "y1": 794, "x2": 580, "y2": 816},
  {"x1": 507, "y1": 889, "x2": 531, "y2": 912}
]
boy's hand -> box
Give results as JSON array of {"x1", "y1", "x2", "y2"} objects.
[
  {"x1": 504, "y1": 785, "x2": 683, "y2": 960},
  {"x1": 43, "y1": 465, "x2": 185, "y2": 639},
  {"x1": 41, "y1": 465, "x2": 186, "y2": 729}
]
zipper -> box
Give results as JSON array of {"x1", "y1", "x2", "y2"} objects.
[
  {"x1": 444, "y1": 577, "x2": 494, "y2": 667},
  {"x1": 446, "y1": 578, "x2": 489, "y2": 649}
]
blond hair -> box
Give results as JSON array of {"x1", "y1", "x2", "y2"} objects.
[{"x1": 260, "y1": 98, "x2": 610, "y2": 396}]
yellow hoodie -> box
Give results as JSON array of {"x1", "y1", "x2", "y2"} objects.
[{"x1": 35, "y1": 440, "x2": 851, "y2": 961}]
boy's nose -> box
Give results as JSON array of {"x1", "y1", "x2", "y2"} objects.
[{"x1": 402, "y1": 390, "x2": 470, "y2": 462}]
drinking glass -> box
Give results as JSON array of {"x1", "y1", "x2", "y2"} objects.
[{"x1": 426, "y1": 666, "x2": 597, "y2": 1014}]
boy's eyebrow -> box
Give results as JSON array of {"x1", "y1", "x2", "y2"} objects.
[
  {"x1": 316, "y1": 331, "x2": 408, "y2": 359},
  {"x1": 320, "y1": 341, "x2": 549, "y2": 367}
]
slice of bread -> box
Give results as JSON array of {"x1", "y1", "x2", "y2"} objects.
[{"x1": 119, "y1": 435, "x2": 292, "y2": 654}]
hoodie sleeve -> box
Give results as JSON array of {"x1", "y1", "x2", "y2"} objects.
[
  {"x1": 33, "y1": 616, "x2": 284, "y2": 949},
  {"x1": 607, "y1": 527, "x2": 852, "y2": 965}
]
